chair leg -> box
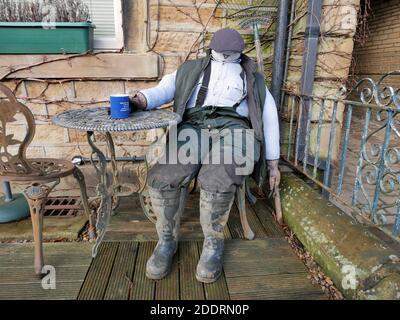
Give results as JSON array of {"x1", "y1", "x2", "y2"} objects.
[
  {"x1": 73, "y1": 167, "x2": 96, "y2": 241},
  {"x1": 22, "y1": 181, "x2": 59, "y2": 276},
  {"x1": 236, "y1": 182, "x2": 255, "y2": 240}
]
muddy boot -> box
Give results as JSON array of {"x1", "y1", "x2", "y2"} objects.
[
  {"x1": 196, "y1": 188, "x2": 235, "y2": 283},
  {"x1": 146, "y1": 186, "x2": 185, "y2": 280}
]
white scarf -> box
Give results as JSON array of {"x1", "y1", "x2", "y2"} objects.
[{"x1": 211, "y1": 50, "x2": 241, "y2": 63}]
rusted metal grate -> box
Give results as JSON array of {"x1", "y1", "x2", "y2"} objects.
[{"x1": 44, "y1": 197, "x2": 82, "y2": 217}]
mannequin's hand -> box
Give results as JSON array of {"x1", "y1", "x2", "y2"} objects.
[
  {"x1": 267, "y1": 159, "x2": 280, "y2": 196},
  {"x1": 130, "y1": 92, "x2": 147, "y2": 112}
]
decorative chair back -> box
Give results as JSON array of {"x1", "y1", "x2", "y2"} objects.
[{"x1": 0, "y1": 83, "x2": 37, "y2": 177}]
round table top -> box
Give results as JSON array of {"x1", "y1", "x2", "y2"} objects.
[{"x1": 52, "y1": 107, "x2": 181, "y2": 132}]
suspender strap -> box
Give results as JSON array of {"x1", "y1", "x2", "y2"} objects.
[
  {"x1": 195, "y1": 63, "x2": 212, "y2": 108},
  {"x1": 232, "y1": 69, "x2": 247, "y2": 108}
]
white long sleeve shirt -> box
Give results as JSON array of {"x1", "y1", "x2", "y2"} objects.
[{"x1": 140, "y1": 56, "x2": 280, "y2": 160}]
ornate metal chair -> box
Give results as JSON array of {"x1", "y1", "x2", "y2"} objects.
[{"x1": 0, "y1": 84, "x2": 95, "y2": 276}]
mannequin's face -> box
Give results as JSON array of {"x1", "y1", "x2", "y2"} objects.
[{"x1": 211, "y1": 50, "x2": 241, "y2": 61}]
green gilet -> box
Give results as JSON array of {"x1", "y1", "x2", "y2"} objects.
[{"x1": 172, "y1": 50, "x2": 266, "y2": 142}]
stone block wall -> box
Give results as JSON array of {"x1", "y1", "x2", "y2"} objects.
[
  {"x1": 1, "y1": 0, "x2": 362, "y2": 194},
  {"x1": 282, "y1": 0, "x2": 360, "y2": 161},
  {"x1": 1, "y1": 0, "x2": 278, "y2": 195}
]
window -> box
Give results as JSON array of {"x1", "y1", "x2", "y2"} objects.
[{"x1": 82, "y1": 0, "x2": 124, "y2": 50}]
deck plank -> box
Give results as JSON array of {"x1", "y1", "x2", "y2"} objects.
[
  {"x1": 0, "y1": 242, "x2": 91, "y2": 300},
  {"x1": 196, "y1": 242, "x2": 230, "y2": 300},
  {"x1": 78, "y1": 242, "x2": 119, "y2": 300},
  {"x1": 250, "y1": 198, "x2": 284, "y2": 237},
  {"x1": 0, "y1": 281, "x2": 86, "y2": 300},
  {"x1": 227, "y1": 204, "x2": 245, "y2": 239},
  {"x1": 179, "y1": 241, "x2": 205, "y2": 300},
  {"x1": 155, "y1": 254, "x2": 180, "y2": 300},
  {"x1": 226, "y1": 273, "x2": 326, "y2": 300},
  {"x1": 130, "y1": 242, "x2": 156, "y2": 300},
  {"x1": 223, "y1": 239, "x2": 325, "y2": 300},
  {"x1": 0, "y1": 266, "x2": 90, "y2": 284},
  {"x1": 104, "y1": 241, "x2": 138, "y2": 300}
]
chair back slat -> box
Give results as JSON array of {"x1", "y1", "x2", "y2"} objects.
[{"x1": 0, "y1": 83, "x2": 37, "y2": 176}]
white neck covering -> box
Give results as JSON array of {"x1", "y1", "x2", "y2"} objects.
[{"x1": 211, "y1": 50, "x2": 241, "y2": 63}]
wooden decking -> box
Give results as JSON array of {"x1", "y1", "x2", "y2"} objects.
[
  {"x1": 0, "y1": 242, "x2": 92, "y2": 299},
  {"x1": 0, "y1": 194, "x2": 327, "y2": 300}
]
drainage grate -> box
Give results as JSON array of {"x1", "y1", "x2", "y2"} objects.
[{"x1": 44, "y1": 197, "x2": 82, "y2": 217}]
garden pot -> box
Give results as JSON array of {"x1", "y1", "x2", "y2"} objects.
[{"x1": 0, "y1": 22, "x2": 95, "y2": 54}]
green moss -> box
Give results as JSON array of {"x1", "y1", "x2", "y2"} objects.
[{"x1": 280, "y1": 172, "x2": 400, "y2": 300}]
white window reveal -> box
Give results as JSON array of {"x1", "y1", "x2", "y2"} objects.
[{"x1": 82, "y1": 0, "x2": 124, "y2": 50}]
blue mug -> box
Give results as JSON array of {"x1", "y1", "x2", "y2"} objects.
[{"x1": 110, "y1": 94, "x2": 130, "y2": 119}]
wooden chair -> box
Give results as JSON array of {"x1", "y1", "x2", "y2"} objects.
[{"x1": 0, "y1": 84, "x2": 95, "y2": 276}]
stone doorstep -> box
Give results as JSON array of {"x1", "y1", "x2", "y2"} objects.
[
  {"x1": 277, "y1": 171, "x2": 400, "y2": 300},
  {"x1": 0, "y1": 213, "x2": 87, "y2": 242}
]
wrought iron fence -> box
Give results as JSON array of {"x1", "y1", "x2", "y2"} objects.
[{"x1": 280, "y1": 71, "x2": 400, "y2": 238}]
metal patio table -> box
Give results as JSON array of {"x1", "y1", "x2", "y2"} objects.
[{"x1": 53, "y1": 107, "x2": 181, "y2": 256}]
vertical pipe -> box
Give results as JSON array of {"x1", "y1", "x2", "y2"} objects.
[
  {"x1": 298, "y1": 0, "x2": 323, "y2": 165},
  {"x1": 280, "y1": 0, "x2": 296, "y2": 110},
  {"x1": 2, "y1": 181, "x2": 13, "y2": 202},
  {"x1": 271, "y1": 0, "x2": 290, "y2": 108}
]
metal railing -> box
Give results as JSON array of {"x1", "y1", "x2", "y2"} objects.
[{"x1": 280, "y1": 71, "x2": 400, "y2": 238}]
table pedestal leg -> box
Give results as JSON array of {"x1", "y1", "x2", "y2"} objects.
[
  {"x1": 87, "y1": 131, "x2": 113, "y2": 257},
  {"x1": 105, "y1": 132, "x2": 121, "y2": 214}
]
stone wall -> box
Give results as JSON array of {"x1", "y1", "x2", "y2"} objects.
[
  {"x1": 1, "y1": 0, "x2": 279, "y2": 164},
  {"x1": 281, "y1": 0, "x2": 360, "y2": 161},
  {"x1": 1, "y1": 0, "x2": 361, "y2": 194},
  {"x1": 1, "y1": 0, "x2": 278, "y2": 195}
]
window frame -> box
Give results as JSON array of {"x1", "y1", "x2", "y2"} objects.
[{"x1": 91, "y1": 0, "x2": 124, "y2": 51}]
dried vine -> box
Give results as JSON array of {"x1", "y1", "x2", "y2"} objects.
[
  {"x1": 0, "y1": 51, "x2": 119, "y2": 114},
  {"x1": 347, "y1": 0, "x2": 373, "y2": 87},
  {"x1": 183, "y1": 0, "x2": 222, "y2": 61}
]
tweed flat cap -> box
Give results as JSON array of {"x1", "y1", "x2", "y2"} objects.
[{"x1": 209, "y1": 28, "x2": 245, "y2": 53}]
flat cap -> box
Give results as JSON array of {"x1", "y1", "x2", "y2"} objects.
[{"x1": 209, "y1": 28, "x2": 245, "y2": 53}]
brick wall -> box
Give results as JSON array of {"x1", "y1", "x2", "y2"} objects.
[{"x1": 352, "y1": 0, "x2": 400, "y2": 88}]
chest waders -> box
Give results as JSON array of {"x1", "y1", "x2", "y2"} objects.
[{"x1": 146, "y1": 61, "x2": 254, "y2": 283}]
